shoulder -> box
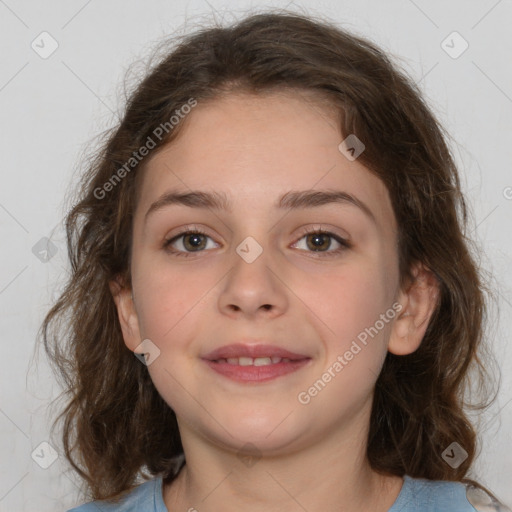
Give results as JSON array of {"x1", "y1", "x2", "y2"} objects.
[
  {"x1": 66, "y1": 475, "x2": 167, "y2": 512},
  {"x1": 388, "y1": 475, "x2": 511, "y2": 512}
]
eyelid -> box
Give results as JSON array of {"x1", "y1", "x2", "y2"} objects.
[
  {"x1": 294, "y1": 224, "x2": 350, "y2": 242},
  {"x1": 164, "y1": 224, "x2": 217, "y2": 241},
  {"x1": 164, "y1": 222, "x2": 348, "y2": 240}
]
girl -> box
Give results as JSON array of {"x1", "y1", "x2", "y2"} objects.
[{"x1": 41, "y1": 10, "x2": 509, "y2": 512}]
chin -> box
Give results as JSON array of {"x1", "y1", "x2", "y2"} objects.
[{"x1": 207, "y1": 408, "x2": 307, "y2": 453}]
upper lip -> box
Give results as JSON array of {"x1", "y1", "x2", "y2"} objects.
[{"x1": 202, "y1": 343, "x2": 310, "y2": 361}]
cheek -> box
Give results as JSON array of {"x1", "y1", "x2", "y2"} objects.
[
  {"x1": 133, "y1": 266, "x2": 210, "y2": 411},
  {"x1": 296, "y1": 260, "x2": 392, "y2": 345},
  {"x1": 133, "y1": 257, "x2": 213, "y2": 340},
  {"x1": 297, "y1": 264, "x2": 393, "y2": 413}
]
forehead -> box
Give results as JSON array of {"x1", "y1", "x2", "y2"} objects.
[{"x1": 136, "y1": 91, "x2": 396, "y2": 232}]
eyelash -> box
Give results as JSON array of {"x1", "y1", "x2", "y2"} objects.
[{"x1": 162, "y1": 226, "x2": 351, "y2": 258}]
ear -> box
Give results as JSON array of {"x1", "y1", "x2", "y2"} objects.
[
  {"x1": 109, "y1": 276, "x2": 142, "y2": 353},
  {"x1": 388, "y1": 262, "x2": 440, "y2": 356}
]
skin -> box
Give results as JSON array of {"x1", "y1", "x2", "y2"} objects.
[{"x1": 110, "y1": 90, "x2": 439, "y2": 512}]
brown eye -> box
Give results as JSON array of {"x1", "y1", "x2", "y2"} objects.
[
  {"x1": 164, "y1": 230, "x2": 218, "y2": 255},
  {"x1": 292, "y1": 230, "x2": 350, "y2": 255},
  {"x1": 305, "y1": 233, "x2": 332, "y2": 251},
  {"x1": 182, "y1": 233, "x2": 207, "y2": 251}
]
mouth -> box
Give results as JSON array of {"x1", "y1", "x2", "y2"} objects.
[{"x1": 202, "y1": 343, "x2": 312, "y2": 383}]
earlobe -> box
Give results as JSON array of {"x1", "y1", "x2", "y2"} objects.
[
  {"x1": 109, "y1": 277, "x2": 141, "y2": 352},
  {"x1": 388, "y1": 263, "x2": 440, "y2": 356}
]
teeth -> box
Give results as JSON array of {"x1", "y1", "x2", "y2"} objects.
[
  {"x1": 220, "y1": 356, "x2": 290, "y2": 366},
  {"x1": 254, "y1": 357, "x2": 272, "y2": 366}
]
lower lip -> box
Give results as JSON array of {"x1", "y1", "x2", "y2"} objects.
[{"x1": 203, "y1": 359, "x2": 311, "y2": 382}]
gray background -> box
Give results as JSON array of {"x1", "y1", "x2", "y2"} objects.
[{"x1": 0, "y1": 0, "x2": 511, "y2": 510}]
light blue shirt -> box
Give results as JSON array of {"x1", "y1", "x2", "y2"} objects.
[{"x1": 67, "y1": 474, "x2": 508, "y2": 511}]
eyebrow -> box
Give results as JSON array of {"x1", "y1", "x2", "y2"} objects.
[{"x1": 144, "y1": 189, "x2": 376, "y2": 224}]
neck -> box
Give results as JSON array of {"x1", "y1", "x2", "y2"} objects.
[{"x1": 163, "y1": 405, "x2": 403, "y2": 512}]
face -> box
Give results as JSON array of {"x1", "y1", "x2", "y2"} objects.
[{"x1": 117, "y1": 91, "x2": 406, "y2": 455}]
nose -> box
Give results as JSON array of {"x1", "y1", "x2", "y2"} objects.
[{"x1": 217, "y1": 249, "x2": 289, "y2": 320}]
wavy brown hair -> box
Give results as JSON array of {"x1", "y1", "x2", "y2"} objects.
[{"x1": 40, "y1": 10, "x2": 500, "y2": 504}]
